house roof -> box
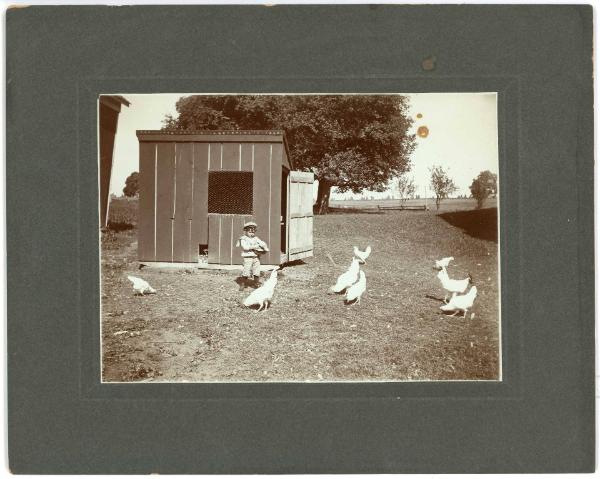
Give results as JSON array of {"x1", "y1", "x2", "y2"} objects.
[{"x1": 99, "y1": 95, "x2": 131, "y2": 112}]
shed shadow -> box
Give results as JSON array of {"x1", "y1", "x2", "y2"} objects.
[
  {"x1": 438, "y1": 207, "x2": 498, "y2": 243},
  {"x1": 280, "y1": 259, "x2": 307, "y2": 269}
]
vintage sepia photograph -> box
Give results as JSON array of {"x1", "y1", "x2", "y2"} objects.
[{"x1": 100, "y1": 93, "x2": 500, "y2": 382}]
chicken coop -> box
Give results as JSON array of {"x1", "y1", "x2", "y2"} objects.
[{"x1": 136, "y1": 130, "x2": 314, "y2": 268}]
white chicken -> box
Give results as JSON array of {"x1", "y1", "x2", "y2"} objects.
[
  {"x1": 243, "y1": 267, "x2": 279, "y2": 312},
  {"x1": 353, "y1": 245, "x2": 372, "y2": 264},
  {"x1": 437, "y1": 267, "x2": 472, "y2": 302},
  {"x1": 329, "y1": 258, "x2": 360, "y2": 293},
  {"x1": 435, "y1": 256, "x2": 454, "y2": 269},
  {"x1": 345, "y1": 270, "x2": 367, "y2": 305},
  {"x1": 440, "y1": 285, "x2": 478, "y2": 317},
  {"x1": 127, "y1": 275, "x2": 156, "y2": 295}
]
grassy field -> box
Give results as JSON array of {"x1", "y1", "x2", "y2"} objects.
[
  {"x1": 330, "y1": 197, "x2": 497, "y2": 211},
  {"x1": 102, "y1": 197, "x2": 499, "y2": 382}
]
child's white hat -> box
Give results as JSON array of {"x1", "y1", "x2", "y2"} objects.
[{"x1": 243, "y1": 221, "x2": 258, "y2": 229}]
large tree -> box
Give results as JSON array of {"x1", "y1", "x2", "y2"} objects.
[
  {"x1": 163, "y1": 95, "x2": 416, "y2": 213},
  {"x1": 429, "y1": 165, "x2": 457, "y2": 210},
  {"x1": 123, "y1": 171, "x2": 139, "y2": 197},
  {"x1": 470, "y1": 170, "x2": 498, "y2": 209}
]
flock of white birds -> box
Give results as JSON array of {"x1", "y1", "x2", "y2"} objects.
[
  {"x1": 434, "y1": 257, "x2": 478, "y2": 318},
  {"x1": 329, "y1": 245, "x2": 371, "y2": 304},
  {"x1": 243, "y1": 245, "x2": 371, "y2": 313},
  {"x1": 125, "y1": 248, "x2": 478, "y2": 317}
]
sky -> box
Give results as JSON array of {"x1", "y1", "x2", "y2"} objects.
[{"x1": 108, "y1": 93, "x2": 498, "y2": 199}]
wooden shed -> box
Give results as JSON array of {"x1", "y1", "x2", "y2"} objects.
[
  {"x1": 99, "y1": 95, "x2": 130, "y2": 227},
  {"x1": 136, "y1": 130, "x2": 314, "y2": 267}
]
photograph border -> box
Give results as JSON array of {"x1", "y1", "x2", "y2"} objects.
[
  {"x1": 96, "y1": 90, "x2": 504, "y2": 386},
  {"x1": 88, "y1": 83, "x2": 510, "y2": 395}
]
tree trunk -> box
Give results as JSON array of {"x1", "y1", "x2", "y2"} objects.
[{"x1": 315, "y1": 180, "x2": 332, "y2": 215}]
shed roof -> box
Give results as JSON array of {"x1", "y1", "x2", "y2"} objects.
[{"x1": 136, "y1": 130, "x2": 293, "y2": 169}]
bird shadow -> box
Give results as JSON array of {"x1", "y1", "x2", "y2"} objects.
[
  {"x1": 425, "y1": 294, "x2": 446, "y2": 303},
  {"x1": 328, "y1": 289, "x2": 347, "y2": 296},
  {"x1": 242, "y1": 303, "x2": 271, "y2": 312},
  {"x1": 234, "y1": 277, "x2": 261, "y2": 289},
  {"x1": 440, "y1": 310, "x2": 467, "y2": 318}
]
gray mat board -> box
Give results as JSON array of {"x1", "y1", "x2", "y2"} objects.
[{"x1": 6, "y1": 5, "x2": 594, "y2": 473}]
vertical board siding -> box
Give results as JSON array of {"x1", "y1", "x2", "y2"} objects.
[
  {"x1": 288, "y1": 171, "x2": 315, "y2": 260},
  {"x1": 174, "y1": 143, "x2": 193, "y2": 262},
  {"x1": 218, "y1": 215, "x2": 233, "y2": 265},
  {"x1": 232, "y1": 215, "x2": 252, "y2": 265},
  {"x1": 208, "y1": 143, "x2": 256, "y2": 264},
  {"x1": 138, "y1": 142, "x2": 156, "y2": 261},
  {"x1": 252, "y1": 143, "x2": 272, "y2": 264},
  {"x1": 221, "y1": 143, "x2": 239, "y2": 170},
  {"x1": 208, "y1": 143, "x2": 221, "y2": 171},
  {"x1": 208, "y1": 143, "x2": 235, "y2": 263},
  {"x1": 192, "y1": 143, "x2": 209, "y2": 249},
  {"x1": 304, "y1": 181, "x2": 313, "y2": 216},
  {"x1": 155, "y1": 142, "x2": 176, "y2": 261},
  {"x1": 270, "y1": 144, "x2": 283, "y2": 264},
  {"x1": 138, "y1": 136, "x2": 290, "y2": 266},
  {"x1": 232, "y1": 216, "x2": 243, "y2": 265},
  {"x1": 290, "y1": 182, "x2": 301, "y2": 216},
  {"x1": 240, "y1": 143, "x2": 253, "y2": 171},
  {"x1": 207, "y1": 215, "x2": 220, "y2": 263}
]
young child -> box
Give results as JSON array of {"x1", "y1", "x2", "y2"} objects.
[{"x1": 237, "y1": 221, "x2": 269, "y2": 290}]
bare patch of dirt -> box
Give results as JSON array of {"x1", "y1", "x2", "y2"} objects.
[{"x1": 102, "y1": 203, "x2": 500, "y2": 382}]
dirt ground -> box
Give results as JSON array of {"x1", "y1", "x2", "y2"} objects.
[{"x1": 101, "y1": 200, "x2": 500, "y2": 382}]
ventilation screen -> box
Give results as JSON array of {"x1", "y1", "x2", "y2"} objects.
[{"x1": 208, "y1": 171, "x2": 253, "y2": 214}]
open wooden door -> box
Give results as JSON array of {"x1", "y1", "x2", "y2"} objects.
[{"x1": 287, "y1": 171, "x2": 314, "y2": 261}]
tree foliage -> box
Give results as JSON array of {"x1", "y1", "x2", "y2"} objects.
[
  {"x1": 163, "y1": 95, "x2": 416, "y2": 213},
  {"x1": 429, "y1": 165, "x2": 457, "y2": 210},
  {"x1": 123, "y1": 171, "x2": 139, "y2": 197},
  {"x1": 397, "y1": 173, "x2": 416, "y2": 206},
  {"x1": 470, "y1": 170, "x2": 498, "y2": 208}
]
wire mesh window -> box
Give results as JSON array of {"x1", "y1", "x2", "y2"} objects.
[{"x1": 208, "y1": 171, "x2": 253, "y2": 214}]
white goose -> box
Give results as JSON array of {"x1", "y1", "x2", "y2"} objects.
[
  {"x1": 353, "y1": 245, "x2": 372, "y2": 264},
  {"x1": 330, "y1": 258, "x2": 360, "y2": 293},
  {"x1": 345, "y1": 270, "x2": 367, "y2": 305},
  {"x1": 127, "y1": 276, "x2": 156, "y2": 295},
  {"x1": 440, "y1": 286, "x2": 478, "y2": 317},
  {"x1": 437, "y1": 267, "x2": 472, "y2": 303},
  {"x1": 243, "y1": 267, "x2": 279, "y2": 312},
  {"x1": 435, "y1": 256, "x2": 454, "y2": 269}
]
